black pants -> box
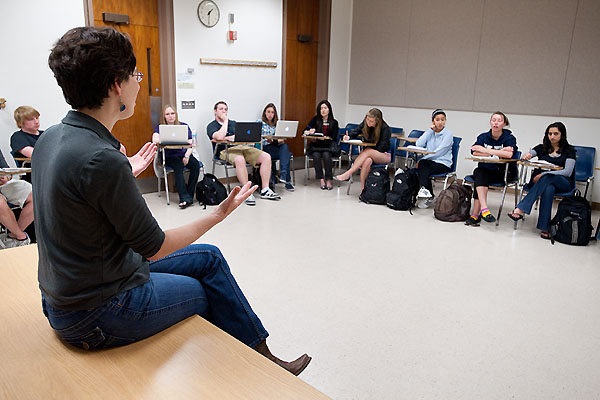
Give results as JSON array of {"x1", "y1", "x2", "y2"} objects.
[
  {"x1": 312, "y1": 151, "x2": 334, "y2": 180},
  {"x1": 472, "y1": 166, "x2": 517, "y2": 199},
  {"x1": 166, "y1": 155, "x2": 201, "y2": 203},
  {"x1": 416, "y1": 159, "x2": 451, "y2": 192}
]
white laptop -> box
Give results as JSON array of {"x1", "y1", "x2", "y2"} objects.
[
  {"x1": 159, "y1": 124, "x2": 189, "y2": 145},
  {"x1": 273, "y1": 120, "x2": 299, "y2": 138}
]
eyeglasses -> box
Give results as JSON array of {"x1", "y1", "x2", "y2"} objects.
[{"x1": 132, "y1": 71, "x2": 144, "y2": 83}]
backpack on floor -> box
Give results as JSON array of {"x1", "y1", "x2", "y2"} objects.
[
  {"x1": 359, "y1": 167, "x2": 390, "y2": 205},
  {"x1": 196, "y1": 173, "x2": 227, "y2": 209},
  {"x1": 433, "y1": 183, "x2": 472, "y2": 222},
  {"x1": 386, "y1": 168, "x2": 419, "y2": 211},
  {"x1": 549, "y1": 193, "x2": 594, "y2": 246}
]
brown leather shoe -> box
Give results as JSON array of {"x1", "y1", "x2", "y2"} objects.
[{"x1": 254, "y1": 340, "x2": 312, "y2": 376}]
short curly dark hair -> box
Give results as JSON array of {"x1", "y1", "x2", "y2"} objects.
[{"x1": 48, "y1": 26, "x2": 136, "y2": 110}]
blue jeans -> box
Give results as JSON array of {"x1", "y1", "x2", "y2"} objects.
[
  {"x1": 165, "y1": 155, "x2": 200, "y2": 203},
  {"x1": 516, "y1": 174, "x2": 573, "y2": 231},
  {"x1": 42, "y1": 244, "x2": 268, "y2": 350},
  {"x1": 263, "y1": 142, "x2": 292, "y2": 182}
]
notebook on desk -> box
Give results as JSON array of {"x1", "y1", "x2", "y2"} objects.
[
  {"x1": 234, "y1": 122, "x2": 262, "y2": 142},
  {"x1": 159, "y1": 124, "x2": 189, "y2": 145},
  {"x1": 274, "y1": 120, "x2": 298, "y2": 137}
]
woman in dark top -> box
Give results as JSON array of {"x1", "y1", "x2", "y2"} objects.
[
  {"x1": 465, "y1": 111, "x2": 518, "y2": 226},
  {"x1": 33, "y1": 26, "x2": 310, "y2": 376},
  {"x1": 304, "y1": 100, "x2": 339, "y2": 190},
  {"x1": 152, "y1": 104, "x2": 200, "y2": 208},
  {"x1": 508, "y1": 122, "x2": 576, "y2": 239},
  {"x1": 334, "y1": 108, "x2": 391, "y2": 191}
]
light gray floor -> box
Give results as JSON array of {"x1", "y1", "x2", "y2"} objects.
[{"x1": 144, "y1": 170, "x2": 600, "y2": 400}]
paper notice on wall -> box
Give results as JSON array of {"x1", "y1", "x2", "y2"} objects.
[{"x1": 177, "y1": 72, "x2": 194, "y2": 89}]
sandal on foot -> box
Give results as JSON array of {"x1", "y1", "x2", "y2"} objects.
[
  {"x1": 540, "y1": 231, "x2": 551, "y2": 240},
  {"x1": 179, "y1": 201, "x2": 191, "y2": 209},
  {"x1": 507, "y1": 211, "x2": 524, "y2": 221}
]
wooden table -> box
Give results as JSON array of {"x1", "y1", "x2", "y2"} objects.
[{"x1": 0, "y1": 245, "x2": 329, "y2": 400}]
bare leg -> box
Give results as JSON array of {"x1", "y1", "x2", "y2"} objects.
[
  {"x1": 0, "y1": 197, "x2": 27, "y2": 240},
  {"x1": 476, "y1": 186, "x2": 489, "y2": 211},
  {"x1": 257, "y1": 152, "x2": 272, "y2": 190},
  {"x1": 336, "y1": 149, "x2": 390, "y2": 181},
  {"x1": 471, "y1": 199, "x2": 481, "y2": 216},
  {"x1": 234, "y1": 155, "x2": 249, "y2": 185},
  {"x1": 17, "y1": 192, "x2": 34, "y2": 232},
  {"x1": 359, "y1": 158, "x2": 373, "y2": 190}
]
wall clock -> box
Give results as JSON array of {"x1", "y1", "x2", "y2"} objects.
[{"x1": 198, "y1": 0, "x2": 220, "y2": 28}]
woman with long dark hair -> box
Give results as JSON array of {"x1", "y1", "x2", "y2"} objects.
[
  {"x1": 508, "y1": 122, "x2": 576, "y2": 239},
  {"x1": 304, "y1": 100, "x2": 339, "y2": 190}
]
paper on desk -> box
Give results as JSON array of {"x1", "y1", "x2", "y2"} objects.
[
  {"x1": 346, "y1": 139, "x2": 363, "y2": 144},
  {"x1": 528, "y1": 159, "x2": 557, "y2": 167},
  {"x1": 0, "y1": 168, "x2": 30, "y2": 172},
  {"x1": 407, "y1": 145, "x2": 426, "y2": 150},
  {"x1": 474, "y1": 155, "x2": 499, "y2": 160}
]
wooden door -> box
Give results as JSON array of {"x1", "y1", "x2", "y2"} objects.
[
  {"x1": 283, "y1": 0, "x2": 321, "y2": 156},
  {"x1": 91, "y1": 0, "x2": 161, "y2": 179}
]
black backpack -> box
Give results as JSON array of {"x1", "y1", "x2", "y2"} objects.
[
  {"x1": 386, "y1": 169, "x2": 419, "y2": 211},
  {"x1": 196, "y1": 173, "x2": 227, "y2": 209},
  {"x1": 433, "y1": 183, "x2": 472, "y2": 222},
  {"x1": 359, "y1": 167, "x2": 390, "y2": 205},
  {"x1": 549, "y1": 193, "x2": 594, "y2": 245}
]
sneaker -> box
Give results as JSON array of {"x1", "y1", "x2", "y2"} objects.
[
  {"x1": 260, "y1": 188, "x2": 281, "y2": 200},
  {"x1": 417, "y1": 187, "x2": 432, "y2": 199},
  {"x1": 245, "y1": 194, "x2": 256, "y2": 206},
  {"x1": 481, "y1": 213, "x2": 496, "y2": 223},
  {"x1": 285, "y1": 182, "x2": 295, "y2": 192},
  {"x1": 4, "y1": 234, "x2": 30, "y2": 248},
  {"x1": 416, "y1": 198, "x2": 429, "y2": 209},
  {"x1": 424, "y1": 197, "x2": 435, "y2": 208},
  {"x1": 464, "y1": 215, "x2": 481, "y2": 226}
]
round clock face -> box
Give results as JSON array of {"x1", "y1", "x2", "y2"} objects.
[{"x1": 197, "y1": 0, "x2": 220, "y2": 28}]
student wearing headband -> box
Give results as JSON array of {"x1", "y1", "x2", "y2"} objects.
[{"x1": 413, "y1": 109, "x2": 454, "y2": 208}]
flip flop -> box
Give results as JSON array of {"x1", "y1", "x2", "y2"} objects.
[
  {"x1": 179, "y1": 201, "x2": 191, "y2": 209},
  {"x1": 540, "y1": 231, "x2": 551, "y2": 240}
]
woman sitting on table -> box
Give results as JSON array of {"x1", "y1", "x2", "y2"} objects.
[
  {"x1": 334, "y1": 108, "x2": 391, "y2": 191},
  {"x1": 259, "y1": 103, "x2": 294, "y2": 191},
  {"x1": 305, "y1": 100, "x2": 339, "y2": 190},
  {"x1": 33, "y1": 26, "x2": 310, "y2": 375},
  {"x1": 465, "y1": 111, "x2": 518, "y2": 226},
  {"x1": 152, "y1": 104, "x2": 200, "y2": 209},
  {"x1": 412, "y1": 109, "x2": 453, "y2": 209},
  {"x1": 508, "y1": 122, "x2": 576, "y2": 239}
]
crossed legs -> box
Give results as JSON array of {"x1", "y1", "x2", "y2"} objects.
[{"x1": 336, "y1": 149, "x2": 390, "y2": 190}]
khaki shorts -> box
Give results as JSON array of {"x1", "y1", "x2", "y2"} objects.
[
  {"x1": 219, "y1": 145, "x2": 264, "y2": 167},
  {"x1": 0, "y1": 180, "x2": 32, "y2": 208}
]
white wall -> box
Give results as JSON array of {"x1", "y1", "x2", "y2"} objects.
[
  {"x1": 173, "y1": 0, "x2": 283, "y2": 176},
  {"x1": 0, "y1": 1, "x2": 84, "y2": 166},
  {"x1": 329, "y1": 0, "x2": 600, "y2": 202}
]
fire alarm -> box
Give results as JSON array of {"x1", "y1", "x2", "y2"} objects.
[{"x1": 228, "y1": 31, "x2": 237, "y2": 41}]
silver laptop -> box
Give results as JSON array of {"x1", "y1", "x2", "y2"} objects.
[
  {"x1": 159, "y1": 124, "x2": 189, "y2": 145},
  {"x1": 274, "y1": 120, "x2": 299, "y2": 138}
]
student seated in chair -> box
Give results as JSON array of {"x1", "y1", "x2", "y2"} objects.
[
  {"x1": 465, "y1": 111, "x2": 518, "y2": 226},
  {"x1": 207, "y1": 101, "x2": 280, "y2": 206},
  {"x1": 334, "y1": 108, "x2": 391, "y2": 191},
  {"x1": 412, "y1": 109, "x2": 454, "y2": 209},
  {"x1": 10, "y1": 105, "x2": 44, "y2": 182},
  {"x1": 259, "y1": 103, "x2": 294, "y2": 192},
  {"x1": 508, "y1": 122, "x2": 576, "y2": 240},
  {"x1": 33, "y1": 26, "x2": 310, "y2": 376},
  {"x1": 152, "y1": 104, "x2": 201, "y2": 209},
  {"x1": 0, "y1": 149, "x2": 32, "y2": 248}
]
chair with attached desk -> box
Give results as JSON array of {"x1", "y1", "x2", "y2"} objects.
[
  {"x1": 431, "y1": 136, "x2": 462, "y2": 191},
  {"x1": 463, "y1": 151, "x2": 521, "y2": 226},
  {"x1": 153, "y1": 147, "x2": 205, "y2": 205},
  {"x1": 394, "y1": 129, "x2": 424, "y2": 169},
  {"x1": 345, "y1": 136, "x2": 397, "y2": 195}
]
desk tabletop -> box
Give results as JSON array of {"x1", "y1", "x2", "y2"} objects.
[
  {"x1": 397, "y1": 146, "x2": 435, "y2": 155},
  {"x1": 466, "y1": 156, "x2": 517, "y2": 163},
  {"x1": 302, "y1": 135, "x2": 331, "y2": 140},
  {"x1": 13, "y1": 157, "x2": 31, "y2": 162},
  {"x1": 343, "y1": 141, "x2": 376, "y2": 147},
  {"x1": 0, "y1": 168, "x2": 31, "y2": 176},
  {"x1": 391, "y1": 135, "x2": 418, "y2": 143},
  {"x1": 262, "y1": 135, "x2": 294, "y2": 140},
  {"x1": 0, "y1": 245, "x2": 329, "y2": 400},
  {"x1": 517, "y1": 160, "x2": 562, "y2": 170},
  {"x1": 212, "y1": 139, "x2": 261, "y2": 145},
  {"x1": 157, "y1": 144, "x2": 194, "y2": 149}
]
